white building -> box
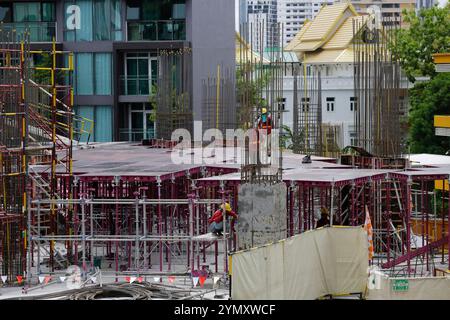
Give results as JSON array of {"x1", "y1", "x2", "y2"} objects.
[
  {"x1": 278, "y1": 0, "x2": 334, "y2": 46},
  {"x1": 281, "y1": 62, "x2": 358, "y2": 147},
  {"x1": 283, "y1": 3, "x2": 409, "y2": 149},
  {"x1": 334, "y1": 0, "x2": 416, "y2": 26},
  {"x1": 246, "y1": 0, "x2": 278, "y2": 51}
]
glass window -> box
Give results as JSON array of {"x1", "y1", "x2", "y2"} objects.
[
  {"x1": 64, "y1": 0, "x2": 122, "y2": 41},
  {"x1": 350, "y1": 97, "x2": 357, "y2": 111},
  {"x1": 14, "y1": 2, "x2": 41, "y2": 22},
  {"x1": 326, "y1": 97, "x2": 335, "y2": 112},
  {"x1": 42, "y1": 2, "x2": 55, "y2": 22},
  {"x1": 112, "y1": 0, "x2": 122, "y2": 40},
  {"x1": 75, "y1": 52, "x2": 112, "y2": 95},
  {"x1": 126, "y1": 0, "x2": 186, "y2": 20},
  {"x1": 131, "y1": 111, "x2": 143, "y2": 130},
  {"x1": 301, "y1": 97, "x2": 310, "y2": 112},
  {"x1": 76, "y1": 105, "x2": 113, "y2": 142},
  {"x1": 76, "y1": 53, "x2": 93, "y2": 95},
  {"x1": 95, "y1": 106, "x2": 113, "y2": 142},
  {"x1": 75, "y1": 106, "x2": 95, "y2": 142},
  {"x1": 141, "y1": 1, "x2": 160, "y2": 20},
  {"x1": 127, "y1": 58, "x2": 138, "y2": 77},
  {"x1": 172, "y1": 4, "x2": 185, "y2": 19},
  {"x1": 94, "y1": 53, "x2": 112, "y2": 95},
  {"x1": 78, "y1": 0, "x2": 93, "y2": 41},
  {"x1": 0, "y1": 4, "x2": 12, "y2": 22},
  {"x1": 126, "y1": 0, "x2": 140, "y2": 20},
  {"x1": 94, "y1": 0, "x2": 110, "y2": 40}
]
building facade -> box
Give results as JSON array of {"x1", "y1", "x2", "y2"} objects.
[
  {"x1": 278, "y1": 0, "x2": 334, "y2": 46},
  {"x1": 246, "y1": 0, "x2": 278, "y2": 51},
  {"x1": 0, "y1": 0, "x2": 235, "y2": 142},
  {"x1": 416, "y1": 0, "x2": 437, "y2": 10},
  {"x1": 334, "y1": 0, "x2": 416, "y2": 25},
  {"x1": 284, "y1": 3, "x2": 410, "y2": 149}
]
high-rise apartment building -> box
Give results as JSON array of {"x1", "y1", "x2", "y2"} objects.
[
  {"x1": 0, "y1": 0, "x2": 235, "y2": 142},
  {"x1": 334, "y1": 0, "x2": 416, "y2": 25},
  {"x1": 246, "y1": 0, "x2": 278, "y2": 50},
  {"x1": 278, "y1": 0, "x2": 334, "y2": 45}
]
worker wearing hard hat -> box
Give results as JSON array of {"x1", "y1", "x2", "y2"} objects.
[
  {"x1": 208, "y1": 202, "x2": 238, "y2": 237},
  {"x1": 256, "y1": 104, "x2": 273, "y2": 159},
  {"x1": 257, "y1": 107, "x2": 272, "y2": 135}
]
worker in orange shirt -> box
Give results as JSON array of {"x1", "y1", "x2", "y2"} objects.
[
  {"x1": 256, "y1": 104, "x2": 273, "y2": 158},
  {"x1": 208, "y1": 203, "x2": 238, "y2": 237},
  {"x1": 257, "y1": 107, "x2": 272, "y2": 135}
]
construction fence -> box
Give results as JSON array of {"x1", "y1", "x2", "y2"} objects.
[
  {"x1": 231, "y1": 226, "x2": 368, "y2": 300},
  {"x1": 367, "y1": 273, "x2": 450, "y2": 300}
]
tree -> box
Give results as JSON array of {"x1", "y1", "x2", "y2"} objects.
[
  {"x1": 408, "y1": 73, "x2": 450, "y2": 154},
  {"x1": 391, "y1": 4, "x2": 450, "y2": 83},
  {"x1": 388, "y1": 4, "x2": 450, "y2": 153}
]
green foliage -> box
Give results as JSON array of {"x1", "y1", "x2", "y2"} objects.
[
  {"x1": 33, "y1": 53, "x2": 66, "y2": 85},
  {"x1": 33, "y1": 53, "x2": 52, "y2": 84},
  {"x1": 389, "y1": 4, "x2": 450, "y2": 154},
  {"x1": 280, "y1": 125, "x2": 294, "y2": 150},
  {"x1": 390, "y1": 4, "x2": 450, "y2": 83},
  {"x1": 408, "y1": 73, "x2": 450, "y2": 154}
]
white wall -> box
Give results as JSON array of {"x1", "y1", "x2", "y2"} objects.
[{"x1": 281, "y1": 63, "x2": 356, "y2": 147}]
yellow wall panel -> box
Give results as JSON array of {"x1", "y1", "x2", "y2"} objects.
[
  {"x1": 434, "y1": 116, "x2": 450, "y2": 128},
  {"x1": 435, "y1": 180, "x2": 449, "y2": 191}
]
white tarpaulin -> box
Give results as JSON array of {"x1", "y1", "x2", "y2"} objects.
[
  {"x1": 368, "y1": 275, "x2": 450, "y2": 300},
  {"x1": 231, "y1": 226, "x2": 368, "y2": 300}
]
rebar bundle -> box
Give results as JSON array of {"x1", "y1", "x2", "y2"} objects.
[
  {"x1": 237, "y1": 21, "x2": 284, "y2": 184},
  {"x1": 201, "y1": 66, "x2": 236, "y2": 133},
  {"x1": 293, "y1": 65, "x2": 323, "y2": 155},
  {"x1": 0, "y1": 28, "x2": 30, "y2": 281},
  {"x1": 155, "y1": 48, "x2": 192, "y2": 140},
  {"x1": 353, "y1": 17, "x2": 406, "y2": 157}
]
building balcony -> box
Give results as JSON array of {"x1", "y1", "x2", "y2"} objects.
[
  {"x1": 119, "y1": 128, "x2": 155, "y2": 142},
  {"x1": 127, "y1": 20, "x2": 186, "y2": 41},
  {"x1": 120, "y1": 76, "x2": 157, "y2": 96},
  {"x1": 0, "y1": 22, "x2": 56, "y2": 42}
]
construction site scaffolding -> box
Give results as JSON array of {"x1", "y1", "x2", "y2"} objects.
[{"x1": 0, "y1": 26, "x2": 74, "y2": 283}]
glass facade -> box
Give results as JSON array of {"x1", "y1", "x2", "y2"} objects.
[
  {"x1": 75, "y1": 52, "x2": 112, "y2": 95},
  {"x1": 76, "y1": 105, "x2": 113, "y2": 142},
  {"x1": 75, "y1": 53, "x2": 94, "y2": 95},
  {"x1": 0, "y1": 0, "x2": 193, "y2": 142},
  {"x1": 126, "y1": 0, "x2": 186, "y2": 20},
  {"x1": 64, "y1": 0, "x2": 122, "y2": 41},
  {"x1": 126, "y1": 0, "x2": 186, "y2": 41},
  {"x1": 119, "y1": 103, "x2": 154, "y2": 141},
  {"x1": 121, "y1": 53, "x2": 157, "y2": 96},
  {"x1": 94, "y1": 53, "x2": 112, "y2": 95},
  {"x1": 0, "y1": 2, "x2": 56, "y2": 42}
]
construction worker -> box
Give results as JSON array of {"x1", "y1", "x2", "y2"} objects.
[
  {"x1": 257, "y1": 106, "x2": 272, "y2": 135},
  {"x1": 256, "y1": 101, "x2": 273, "y2": 159},
  {"x1": 208, "y1": 203, "x2": 238, "y2": 237},
  {"x1": 316, "y1": 207, "x2": 330, "y2": 228}
]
